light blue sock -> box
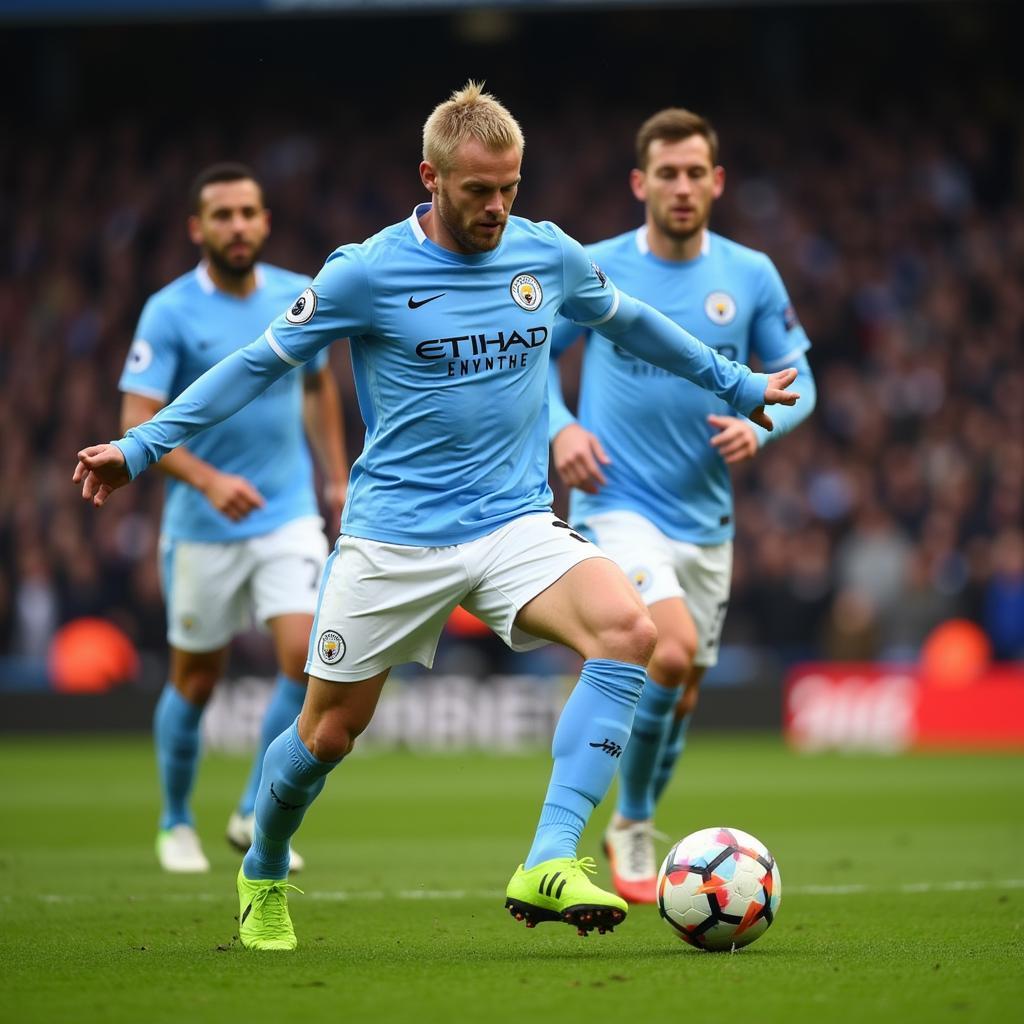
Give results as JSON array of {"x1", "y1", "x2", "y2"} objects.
[
  {"x1": 154, "y1": 683, "x2": 204, "y2": 830},
  {"x1": 616, "y1": 676, "x2": 679, "y2": 821},
  {"x1": 237, "y1": 674, "x2": 306, "y2": 817},
  {"x1": 525, "y1": 658, "x2": 646, "y2": 869},
  {"x1": 242, "y1": 721, "x2": 339, "y2": 880},
  {"x1": 652, "y1": 712, "x2": 692, "y2": 805}
]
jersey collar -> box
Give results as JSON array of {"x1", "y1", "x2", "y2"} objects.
[
  {"x1": 408, "y1": 203, "x2": 430, "y2": 244},
  {"x1": 195, "y1": 262, "x2": 265, "y2": 295},
  {"x1": 406, "y1": 203, "x2": 501, "y2": 265},
  {"x1": 635, "y1": 225, "x2": 710, "y2": 259}
]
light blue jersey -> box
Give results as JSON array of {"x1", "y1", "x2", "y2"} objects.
[
  {"x1": 116, "y1": 207, "x2": 774, "y2": 548},
  {"x1": 119, "y1": 263, "x2": 326, "y2": 542},
  {"x1": 550, "y1": 228, "x2": 813, "y2": 544}
]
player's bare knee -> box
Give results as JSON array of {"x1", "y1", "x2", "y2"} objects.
[
  {"x1": 596, "y1": 606, "x2": 657, "y2": 665},
  {"x1": 174, "y1": 671, "x2": 218, "y2": 706},
  {"x1": 306, "y1": 707, "x2": 372, "y2": 762},
  {"x1": 629, "y1": 610, "x2": 659, "y2": 664},
  {"x1": 306, "y1": 718, "x2": 353, "y2": 762}
]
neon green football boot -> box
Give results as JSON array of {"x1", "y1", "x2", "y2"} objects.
[
  {"x1": 236, "y1": 868, "x2": 303, "y2": 951},
  {"x1": 505, "y1": 856, "x2": 628, "y2": 935}
]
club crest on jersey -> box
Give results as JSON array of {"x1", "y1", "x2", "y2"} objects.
[
  {"x1": 318, "y1": 630, "x2": 346, "y2": 664},
  {"x1": 510, "y1": 273, "x2": 543, "y2": 312},
  {"x1": 127, "y1": 338, "x2": 154, "y2": 374},
  {"x1": 704, "y1": 291, "x2": 737, "y2": 326},
  {"x1": 285, "y1": 287, "x2": 317, "y2": 325}
]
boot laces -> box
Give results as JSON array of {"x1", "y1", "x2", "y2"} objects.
[
  {"x1": 571, "y1": 856, "x2": 598, "y2": 877},
  {"x1": 251, "y1": 882, "x2": 303, "y2": 926},
  {"x1": 625, "y1": 824, "x2": 655, "y2": 875}
]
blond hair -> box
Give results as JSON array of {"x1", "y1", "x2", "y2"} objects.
[{"x1": 423, "y1": 81, "x2": 524, "y2": 173}]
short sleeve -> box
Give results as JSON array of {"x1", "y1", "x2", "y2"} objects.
[
  {"x1": 265, "y1": 246, "x2": 374, "y2": 366},
  {"x1": 118, "y1": 295, "x2": 181, "y2": 402},
  {"x1": 553, "y1": 226, "x2": 619, "y2": 328},
  {"x1": 751, "y1": 256, "x2": 811, "y2": 371}
]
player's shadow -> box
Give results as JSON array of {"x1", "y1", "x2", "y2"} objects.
[{"x1": 479, "y1": 943, "x2": 783, "y2": 964}]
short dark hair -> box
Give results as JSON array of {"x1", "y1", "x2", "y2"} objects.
[
  {"x1": 189, "y1": 162, "x2": 262, "y2": 212},
  {"x1": 635, "y1": 108, "x2": 719, "y2": 169}
]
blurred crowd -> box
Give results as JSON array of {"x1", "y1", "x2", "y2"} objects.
[{"x1": 1, "y1": 83, "x2": 1021, "y2": 673}]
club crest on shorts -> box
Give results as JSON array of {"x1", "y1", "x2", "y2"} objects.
[
  {"x1": 285, "y1": 287, "x2": 317, "y2": 325},
  {"x1": 630, "y1": 568, "x2": 652, "y2": 593},
  {"x1": 704, "y1": 291, "x2": 737, "y2": 325},
  {"x1": 510, "y1": 273, "x2": 542, "y2": 311},
  {"x1": 318, "y1": 630, "x2": 346, "y2": 664}
]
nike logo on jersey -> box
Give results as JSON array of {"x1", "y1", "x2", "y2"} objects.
[{"x1": 408, "y1": 293, "x2": 445, "y2": 309}]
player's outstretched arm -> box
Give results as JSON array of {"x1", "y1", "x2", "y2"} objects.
[
  {"x1": 733, "y1": 352, "x2": 819, "y2": 448},
  {"x1": 78, "y1": 248, "x2": 372, "y2": 506},
  {"x1": 595, "y1": 293, "x2": 799, "y2": 425},
  {"x1": 714, "y1": 354, "x2": 817, "y2": 457},
  {"x1": 73, "y1": 444, "x2": 130, "y2": 508},
  {"x1": 99, "y1": 335, "x2": 296, "y2": 493},
  {"x1": 121, "y1": 392, "x2": 265, "y2": 521},
  {"x1": 747, "y1": 367, "x2": 799, "y2": 431}
]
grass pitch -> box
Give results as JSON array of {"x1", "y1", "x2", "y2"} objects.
[{"x1": 2, "y1": 734, "x2": 1022, "y2": 1024}]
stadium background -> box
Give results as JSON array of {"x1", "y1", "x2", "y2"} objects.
[{"x1": 0, "y1": 0, "x2": 1021, "y2": 749}]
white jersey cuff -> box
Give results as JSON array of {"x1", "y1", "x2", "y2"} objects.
[
  {"x1": 576, "y1": 287, "x2": 620, "y2": 328},
  {"x1": 264, "y1": 328, "x2": 303, "y2": 367}
]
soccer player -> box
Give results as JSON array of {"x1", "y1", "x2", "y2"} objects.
[
  {"x1": 548, "y1": 108, "x2": 816, "y2": 903},
  {"x1": 119, "y1": 163, "x2": 348, "y2": 874},
  {"x1": 74, "y1": 84, "x2": 799, "y2": 950}
]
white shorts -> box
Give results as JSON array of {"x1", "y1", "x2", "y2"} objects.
[
  {"x1": 580, "y1": 510, "x2": 732, "y2": 667},
  {"x1": 160, "y1": 516, "x2": 329, "y2": 652},
  {"x1": 306, "y1": 513, "x2": 607, "y2": 682}
]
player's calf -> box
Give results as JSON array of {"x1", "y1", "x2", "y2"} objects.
[{"x1": 226, "y1": 811, "x2": 306, "y2": 873}]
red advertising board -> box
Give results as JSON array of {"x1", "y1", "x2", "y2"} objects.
[{"x1": 784, "y1": 664, "x2": 1024, "y2": 752}]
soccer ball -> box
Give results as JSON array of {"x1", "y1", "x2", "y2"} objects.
[{"x1": 657, "y1": 826, "x2": 782, "y2": 951}]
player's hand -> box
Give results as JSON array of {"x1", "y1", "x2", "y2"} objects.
[
  {"x1": 708, "y1": 415, "x2": 759, "y2": 465},
  {"x1": 552, "y1": 423, "x2": 611, "y2": 495},
  {"x1": 748, "y1": 368, "x2": 799, "y2": 431},
  {"x1": 74, "y1": 444, "x2": 130, "y2": 508},
  {"x1": 202, "y1": 471, "x2": 265, "y2": 522},
  {"x1": 323, "y1": 477, "x2": 348, "y2": 537}
]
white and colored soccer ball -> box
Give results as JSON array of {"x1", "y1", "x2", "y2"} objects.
[{"x1": 657, "y1": 826, "x2": 782, "y2": 951}]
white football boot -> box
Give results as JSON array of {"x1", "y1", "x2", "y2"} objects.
[
  {"x1": 156, "y1": 823, "x2": 211, "y2": 873},
  {"x1": 602, "y1": 819, "x2": 658, "y2": 904}
]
